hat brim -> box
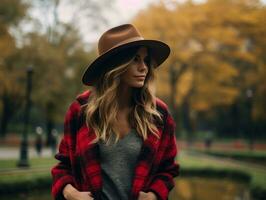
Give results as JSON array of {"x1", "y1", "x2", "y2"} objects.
[{"x1": 82, "y1": 39, "x2": 170, "y2": 86}]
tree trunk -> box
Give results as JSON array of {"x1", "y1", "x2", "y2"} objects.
[
  {"x1": 0, "y1": 94, "x2": 13, "y2": 137},
  {"x1": 45, "y1": 101, "x2": 55, "y2": 146},
  {"x1": 181, "y1": 95, "x2": 194, "y2": 146},
  {"x1": 168, "y1": 63, "x2": 188, "y2": 133},
  {"x1": 46, "y1": 119, "x2": 54, "y2": 146}
]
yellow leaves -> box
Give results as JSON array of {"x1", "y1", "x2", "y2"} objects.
[
  {"x1": 155, "y1": 67, "x2": 170, "y2": 97},
  {"x1": 0, "y1": 0, "x2": 28, "y2": 26},
  {"x1": 232, "y1": 50, "x2": 257, "y2": 63},
  {"x1": 0, "y1": 66, "x2": 24, "y2": 98},
  {"x1": 132, "y1": 0, "x2": 266, "y2": 115},
  {"x1": 0, "y1": 24, "x2": 16, "y2": 70},
  {"x1": 0, "y1": 33, "x2": 15, "y2": 60},
  {"x1": 253, "y1": 62, "x2": 266, "y2": 120},
  {"x1": 0, "y1": 22, "x2": 19, "y2": 97},
  {"x1": 188, "y1": 56, "x2": 239, "y2": 110},
  {"x1": 176, "y1": 69, "x2": 193, "y2": 105},
  {"x1": 193, "y1": 82, "x2": 239, "y2": 111}
]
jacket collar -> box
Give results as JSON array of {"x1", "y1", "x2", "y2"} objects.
[
  {"x1": 78, "y1": 123, "x2": 163, "y2": 198},
  {"x1": 76, "y1": 90, "x2": 165, "y2": 198}
]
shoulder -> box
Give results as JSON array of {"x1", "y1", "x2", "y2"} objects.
[
  {"x1": 70, "y1": 90, "x2": 91, "y2": 109},
  {"x1": 63, "y1": 90, "x2": 91, "y2": 138},
  {"x1": 76, "y1": 90, "x2": 92, "y2": 105},
  {"x1": 155, "y1": 97, "x2": 169, "y2": 116},
  {"x1": 65, "y1": 90, "x2": 91, "y2": 119},
  {"x1": 155, "y1": 97, "x2": 175, "y2": 130}
]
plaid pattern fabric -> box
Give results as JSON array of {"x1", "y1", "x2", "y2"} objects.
[{"x1": 51, "y1": 90, "x2": 180, "y2": 200}]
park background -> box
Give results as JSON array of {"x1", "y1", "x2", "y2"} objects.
[{"x1": 0, "y1": 0, "x2": 266, "y2": 199}]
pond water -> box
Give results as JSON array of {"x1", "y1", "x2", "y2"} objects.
[
  {"x1": 0, "y1": 177, "x2": 249, "y2": 200},
  {"x1": 169, "y1": 177, "x2": 250, "y2": 200}
]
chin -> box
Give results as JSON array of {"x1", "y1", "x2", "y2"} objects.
[
  {"x1": 126, "y1": 81, "x2": 143, "y2": 88},
  {"x1": 133, "y1": 85, "x2": 144, "y2": 88},
  {"x1": 132, "y1": 83, "x2": 145, "y2": 88}
]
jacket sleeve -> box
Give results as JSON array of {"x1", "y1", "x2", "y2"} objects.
[
  {"x1": 146, "y1": 112, "x2": 180, "y2": 200},
  {"x1": 51, "y1": 101, "x2": 79, "y2": 200}
]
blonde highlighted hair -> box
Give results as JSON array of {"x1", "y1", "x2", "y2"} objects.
[{"x1": 84, "y1": 47, "x2": 163, "y2": 145}]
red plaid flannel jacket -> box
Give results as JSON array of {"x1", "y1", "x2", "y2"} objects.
[{"x1": 51, "y1": 90, "x2": 179, "y2": 200}]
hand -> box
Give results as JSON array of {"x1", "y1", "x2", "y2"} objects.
[
  {"x1": 67, "y1": 191, "x2": 94, "y2": 200},
  {"x1": 138, "y1": 191, "x2": 158, "y2": 200},
  {"x1": 63, "y1": 184, "x2": 94, "y2": 200},
  {"x1": 67, "y1": 191, "x2": 93, "y2": 200}
]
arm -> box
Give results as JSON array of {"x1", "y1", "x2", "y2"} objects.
[
  {"x1": 146, "y1": 112, "x2": 180, "y2": 200},
  {"x1": 62, "y1": 184, "x2": 93, "y2": 200},
  {"x1": 51, "y1": 101, "x2": 80, "y2": 200}
]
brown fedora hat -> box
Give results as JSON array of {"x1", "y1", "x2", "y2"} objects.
[{"x1": 82, "y1": 24, "x2": 170, "y2": 86}]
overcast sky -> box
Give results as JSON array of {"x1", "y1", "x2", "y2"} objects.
[
  {"x1": 57, "y1": 0, "x2": 159, "y2": 43},
  {"x1": 36, "y1": 0, "x2": 265, "y2": 45},
  {"x1": 56, "y1": 0, "x2": 207, "y2": 44}
]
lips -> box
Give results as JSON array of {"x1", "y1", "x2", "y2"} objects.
[{"x1": 134, "y1": 76, "x2": 146, "y2": 81}]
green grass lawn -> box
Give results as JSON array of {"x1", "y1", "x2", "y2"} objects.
[
  {"x1": 178, "y1": 151, "x2": 266, "y2": 189},
  {"x1": 0, "y1": 150, "x2": 265, "y2": 197},
  {"x1": 0, "y1": 157, "x2": 56, "y2": 169},
  {"x1": 0, "y1": 157, "x2": 56, "y2": 183},
  {"x1": 195, "y1": 149, "x2": 266, "y2": 156}
]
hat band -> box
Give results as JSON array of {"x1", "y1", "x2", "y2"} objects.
[{"x1": 100, "y1": 36, "x2": 144, "y2": 55}]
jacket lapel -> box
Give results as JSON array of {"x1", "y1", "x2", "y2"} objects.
[
  {"x1": 77, "y1": 122, "x2": 163, "y2": 199},
  {"x1": 129, "y1": 126, "x2": 163, "y2": 199},
  {"x1": 77, "y1": 124, "x2": 103, "y2": 197}
]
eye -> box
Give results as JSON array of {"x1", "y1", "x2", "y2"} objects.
[
  {"x1": 144, "y1": 56, "x2": 151, "y2": 67},
  {"x1": 134, "y1": 55, "x2": 140, "y2": 62}
]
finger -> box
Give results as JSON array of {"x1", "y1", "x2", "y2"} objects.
[
  {"x1": 139, "y1": 191, "x2": 147, "y2": 197},
  {"x1": 139, "y1": 191, "x2": 147, "y2": 194},
  {"x1": 87, "y1": 192, "x2": 93, "y2": 197},
  {"x1": 81, "y1": 191, "x2": 93, "y2": 197},
  {"x1": 81, "y1": 191, "x2": 91, "y2": 195}
]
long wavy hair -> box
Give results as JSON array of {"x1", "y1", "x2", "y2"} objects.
[{"x1": 84, "y1": 46, "x2": 163, "y2": 145}]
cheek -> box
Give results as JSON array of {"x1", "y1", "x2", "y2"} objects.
[
  {"x1": 122, "y1": 66, "x2": 135, "y2": 79},
  {"x1": 121, "y1": 71, "x2": 131, "y2": 84}
]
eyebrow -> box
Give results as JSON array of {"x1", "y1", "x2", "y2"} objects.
[{"x1": 135, "y1": 54, "x2": 149, "y2": 59}]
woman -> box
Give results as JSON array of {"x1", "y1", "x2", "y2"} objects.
[{"x1": 51, "y1": 24, "x2": 179, "y2": 200}]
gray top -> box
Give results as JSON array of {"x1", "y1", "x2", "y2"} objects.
[{"x1": 98, "y1": 129, "x2": 143, "y2": 200}]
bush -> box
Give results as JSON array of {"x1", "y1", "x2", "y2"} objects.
[
  {"x1": 180, "y1": 167, "x2": 252, "y2": 183},
  {"x1": 251, "y1": 185, "x2": 266, "y2": 200},
  {"x1": 0, "y1": 175, "x2": 51, "y2": 194},
  {"x1": 203, "y1": 150, "x2": 266, "y2": 165}
]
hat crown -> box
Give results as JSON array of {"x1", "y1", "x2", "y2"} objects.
[
  {"x1": 98, "y1": 24, "x2": 143, "y2": 55},
  {"x1": 82, "y1": 23, "x2": 170, "y2": 86}
]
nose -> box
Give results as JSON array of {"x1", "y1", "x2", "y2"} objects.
[{"x1": 138, "y1": 60, "x2": 148, "y2": 72}]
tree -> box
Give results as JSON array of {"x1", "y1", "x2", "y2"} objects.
[
  {"x1": 24, "y1": 0, "x2": 116, "y2": 145},
  {"x1": 0, "y1": 0, "x2": 28, "y2": 137},
  {"x1": 133, "y1": 0, "x2": 266, "y2": 142},
  {"x1": 0, "y1": 0, "x2": 116, "y2": 143}
]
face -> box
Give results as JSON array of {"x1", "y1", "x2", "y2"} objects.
[{"x1": 120, "y1": 47, "x2": 150, "y2": 88}]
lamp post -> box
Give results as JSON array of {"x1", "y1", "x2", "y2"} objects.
[
  {"x1": 246, "y1": 88, "x2": 253, "y2": 151},
  {"x1": 17, "y1": 66, "x2": 33, "y2": 167}
]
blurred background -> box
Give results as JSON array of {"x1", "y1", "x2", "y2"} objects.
[{"x1": 0, "y1": 0, "x2": 266, "y2": 199}]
